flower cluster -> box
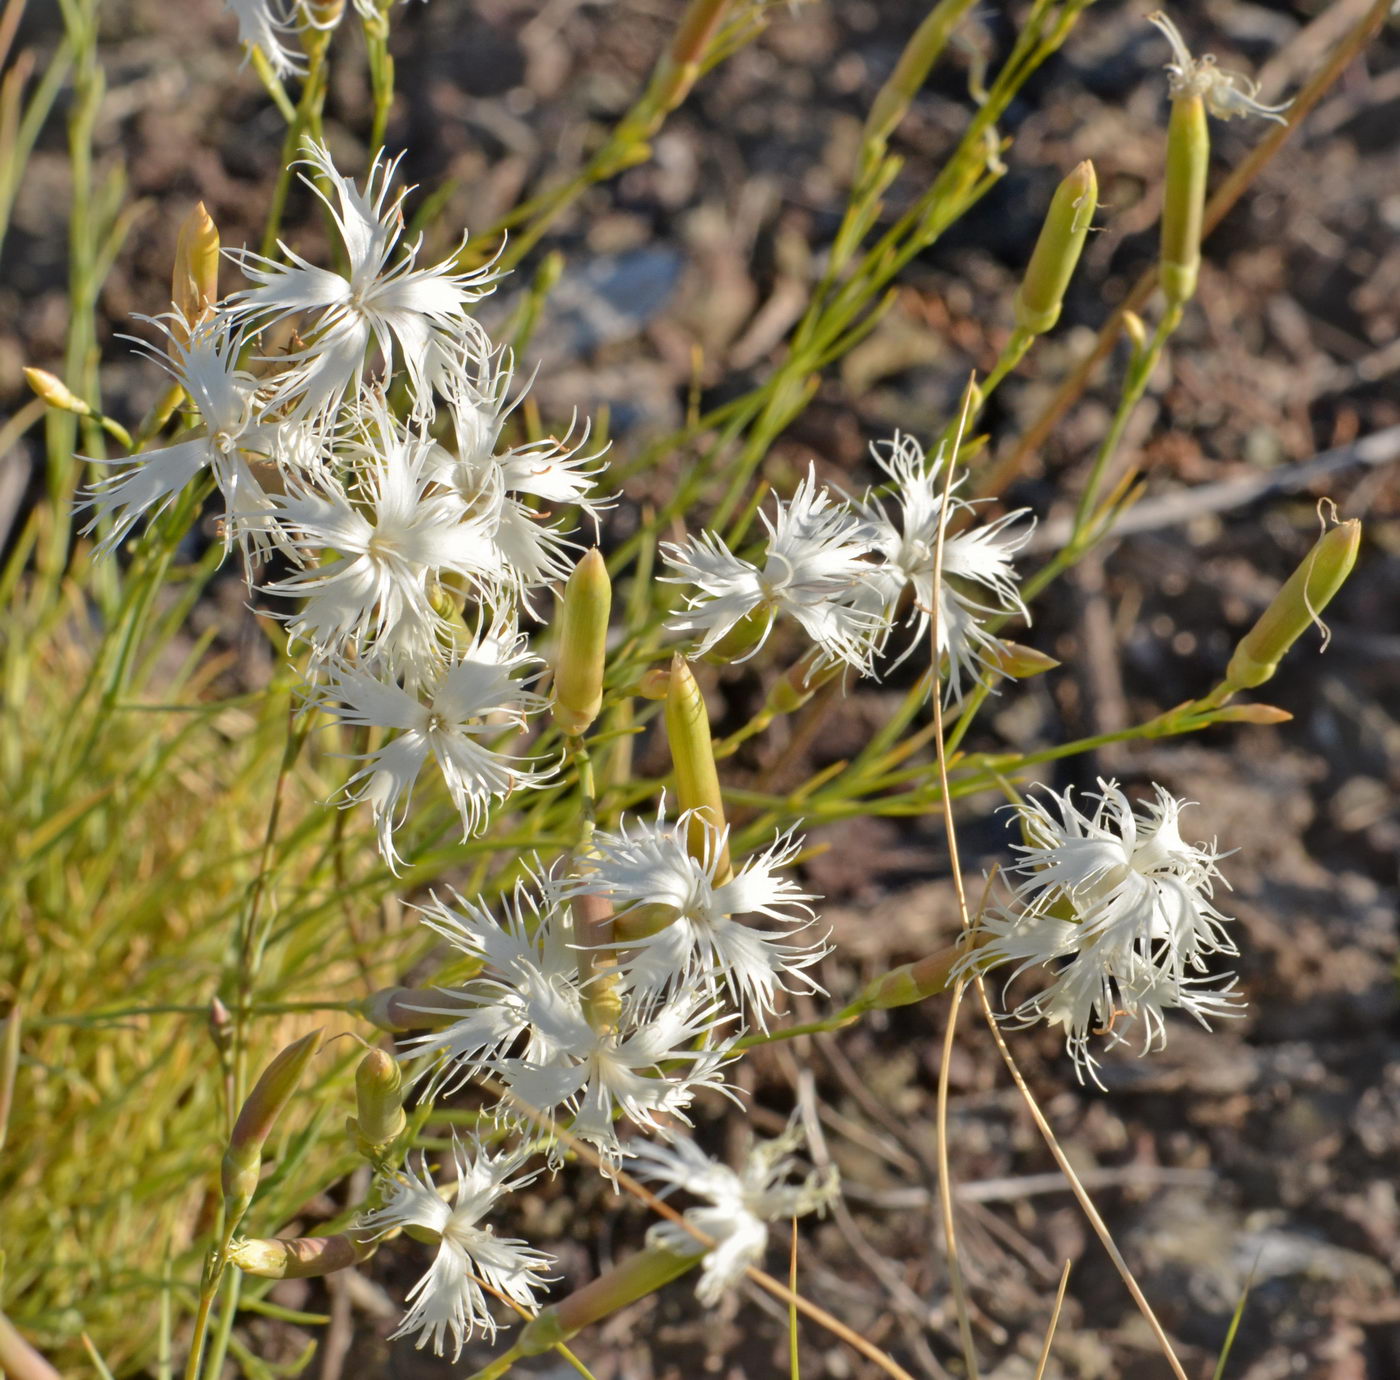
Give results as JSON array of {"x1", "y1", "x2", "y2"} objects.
[
  {"x1": 661, "y1": 433, "x2": 1033, "y2": 696},
  {"x1": 85, "y1": 140, "x2": 604, "y2": 870},
  {"x1": 966, "y1": 779, "x2": 1245, "y2": 1084},
  {"x1": 400, "y1": 810, "x2": 829, "y2": 1166}
]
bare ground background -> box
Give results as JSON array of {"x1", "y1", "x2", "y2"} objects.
[{"x1": 2, "y1": 1, "x2": 1399, "y2": 1376}]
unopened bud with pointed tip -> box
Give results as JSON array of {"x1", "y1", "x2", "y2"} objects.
[
  {"x1": 860, "y1": 943, "x2": 963, "y2": 1011},
  {"x1": 230, "y1": 1233, "x2": 373, "y2": 1279},
  {"x1": 635, "y1": 667, "x2": 673, "y2": 701},
  {"x1": 665, "y1": 656, "x2": 730, "y2": 878},
  {"x1": 1224, "y1": 519, "x2": 1360, "y2": 691},
  {"x1": 987, "y1": 641, "x2": 1060, "y2": 681},
  {"x1": 221, "y1": 1028, "x2": 324, "y2": 1229},
  {"x1": 24, "y1": 367, "x2": 90, "y2": 416},
  {"x1": 553, "y1": 548, "x2": 612, "y2": 737},
  {"x1": 1014, "y1": 161, "x2": 1097, "y2": 336},
  {"x1": 171, "y1": 202, "x2": 220, "y2": 340},
  {"x1": 360, "y1": 986, "x2": 477, "y2": 1032},
  {"x1": 1208, "y1": 702, "x2": 1293, "y2": 725},
  {"x1": 350, "y1": 1047, "x2": 406, "y2": 1158}
]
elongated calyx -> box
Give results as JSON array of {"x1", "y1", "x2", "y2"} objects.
[
  {"x1": 1160, "y1": 92, "x2": 1208, "y2": 306},
  {"x1": 221, "y1": 1028, "x2": 324, "y2": 1228},
  {"x1": 553, "y1": 547, "x2": 612, "y2": 737},
  {"x1": 1014, "y1": 161, "x2": 1097, "y2": 335},
  {"x1": 664, "y1": 655, "x2": 730, "y2": 877},
  {"x1": 172, "y1": 201, "x2": 220, "y2": 336},
  {"x1": 1225, "y1": 518, "x2": 1360, "y2": 691},
  {"x1": 231, "y1": 1233, "x2": 373, "y2": 1279}
]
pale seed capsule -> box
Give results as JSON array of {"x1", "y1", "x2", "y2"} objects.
[
  {"x1": 1224, "y1": 519, "x2": 1360, "y2": 691},
  {"x1": 1014, "y1": 161, "x2": 1097, "y2": 336},
  {"x1": 221, "y1": 1028, "x2": 324, "y2": 1229},
  {"x1": 553, "y1": 548, "x2": 612, "y2": 738}
]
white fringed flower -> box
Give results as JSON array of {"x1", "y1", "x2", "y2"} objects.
[
  {"x1": 226, "y1": 140, "x2": 496, "y2": 417},
  {"x1": 316, "y1": 626, "x2": 552, "y2": 869},
  {"x1": 223, "y1": 0, "x2": 304, "y2": 78},
  {"x1": 662, "y1": 467, "x2": 885, "y2": 672},
  {"x1": 965, "y1": 779, "x2": 1243, "y2": 1084},
  {"x1": 562, "y1": 809, "x2": 826, "y2": 1026},
  {"x1": 1149, "y1": 11, "x2": 1291, "y2": 123},
  {"x1": 83, "y1": 314, "x2": 289, "y2": 561},
  {"x1": 266, "y1": 403, "x2": 501, "y2": 675},
  {"x1": 854, "y1": 432, "x2": 1032, "y2": 698},
  {"x1": 427, "y1": 341, "x2": 610, "y2": 604},
  {"x1": 360, "y1": 1136, "x2": 553, "y2": 1360},
  {"x1": 631, "y1": 1122, "x2": 839, "y2": 1305},
  {"x1": 402, "y1": 879, "x2": 739, "y2": 1167}
]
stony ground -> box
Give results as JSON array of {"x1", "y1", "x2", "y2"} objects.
[{"x1": 3, "y1": 1, "x2": 1399, "y2": 1376}]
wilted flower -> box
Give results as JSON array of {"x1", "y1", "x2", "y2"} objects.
[
  {"x1": 360, "y1": 1136, "x2": 553, "y2": 1359},
  {"x1": 854, "y1": 432, "x2": 1032, "y2": 698},
  {"x1": 631, "y1": 1121, "x2": 839, "y2": 1305},
  {"x1": 965, "y1": 779, "x2": 1244, "y2": 1084},
  {"x1": 1149, "y1": 11, "x2": 1291, "y2": 123},
  {"x1": 662, "y1": 467, "x2": 885, "y2": 672},
  {"x1": 563, "y1": 808, "x2": 826, "y2": 1026}
]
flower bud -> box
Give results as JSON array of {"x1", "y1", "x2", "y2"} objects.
[
  {"x1": 24, "y1": 367, "x2": 90, "y2": 416},
  {"x1": 863, "y1": 0, "x2": 966, "y2": 148},
  {"x1": 229, "y1": 1233, "x2": 373, "y2": 1279},
  {"x1": 221, "y1": 1028, "x2": 324, "y2": 1229},
  {"x1": 517, "y1": 1245, "x2": 699, "y2": 1356},
  {"x1": 665, "y1": 656, "x2": 729, "y2": 877},
  {"x1": 360, "y1": 985, "x2": 478, "y2": 1032},
  {"x1": 635, "y1": 667, "x2": 672, "y2": 700},
  {"x1": 859, "y1": 944, "x2": 962, "y2": 1011},
  {"x1": 171, "y1": 202, "x2": 220, "y2": 340},
  {"x1": 1160, "y1": 93, "x2": 1209, "y2": 307},
  {"x1": 1224, "y1": 519, "x2": 1360, "y2": 691},
  {"x1": 648, "y1": 0, "x2": 731, "y2": 115},
  {"x1": 1122, "y1": 309, "x2": 1149, "y2": 354},
  {"x1": 1206, "y1": 702, "x2": 1292, "y2": 725},
  {"x1": 207, "y1": 996, "x2": 233, "y2": 1056},
  {"x1": 764, "y1": 649, "x2": 840, "y2": 716},
  {"x1": 350, "y1": 1047, "x2": 407, "y2": 1157},
  {"x1": 986, "y1": 641, "x2": 1060, "y2": 681},
  {"x1": 1014, "y1": 161, "x2": 1097, "y2": 336},
  {"x1": 553, "y1": 548, "x2": 612, "y2": 738}
]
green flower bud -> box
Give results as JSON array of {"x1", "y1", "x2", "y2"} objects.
[
  {"x1": 23, "y1": 368, "x2": 90, "y2": 416},
  {"x1": 1160, "y1": 93, "x2": 1209, "y2": 307},
  {"x1": 351, "y1": 1047, "x2": 406, "y2": 1156},
  {"x1": 553, "y1": 548, "x2": 612, "y2": 738},
  {"x1": 1224, "y1": 519, "x2": 1360, "y2": 691},
  {"x1": 664, "y1": 656, "x2": 730, "y2": 878},
  {"x1": 221, "y1": 1028, "x2": 324, "y2": 1229},
  {"x1": 1014, "y1": 161, "x2": 1097, "y2": 336},
  {"x1": 360, "y1": 985, "x2": 477, "y2": 1032},
  {"x1": 986, "y1": 640, "x2": 1060, "y2": 681},
  {"x1": 862, "y1": 0, "x2": 972, "y2": 149}
]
